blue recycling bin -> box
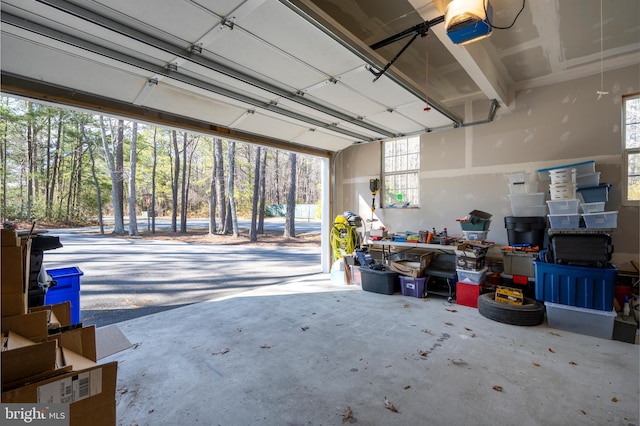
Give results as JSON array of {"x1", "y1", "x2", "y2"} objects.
[{"x1": 45, "y1": 266, "x2": 84, "y2": 325}]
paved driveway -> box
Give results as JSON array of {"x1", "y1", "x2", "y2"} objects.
[{"x1": 41, "y1": 225, "x2": 322, "y2": 327}]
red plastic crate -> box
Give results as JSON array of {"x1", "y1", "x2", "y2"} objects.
[{"x1": 456, "y1": 281, "x2": 484, "y2": 308}]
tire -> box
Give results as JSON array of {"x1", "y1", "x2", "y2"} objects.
[{"x1": 478, "y1": 292, "x2": 545, "y2": 326}]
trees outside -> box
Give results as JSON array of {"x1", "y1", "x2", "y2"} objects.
[
  {"x1": 284, "y1": 153, "x2": 297, "y2": 238},
  {"x1": 0, "y1": 96, "x2": 322, "y2": 238}
]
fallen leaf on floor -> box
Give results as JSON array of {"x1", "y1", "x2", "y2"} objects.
[
  {"x1": 532, "y1": 362, "x2": 540, "y2": 367},
  {"x1": 119, "y1": 388, "x2": 128, "y2": 394},
  {"x1": 385, "y1": 364, "x2": 392, "y2": 368},
  {"x1": 449, "y1": 358, "x2": 467, "y2": 366},
  {"x1": 418, "y1": 350, "x2": 429, "y2": 358},
  {"x1": 446, "y1": 309, "x2": 457, "y2": 312},
  {"x1": 444, "y1": 321, "x2": 454, "y2": 326},
  {"x1": 148, "y1": 409, "x2": 154, "y2": 414},
  {"x1": 132, "y1": 343, "x2": 141, "y2": 349},
  {"x1": 548, "y1": 348, "x2": 555, "y2": 353},
  {"x1": 580, "y1": 409, "x2": 587, "y2": 415},
  {"x1": 342, "y1": 406, "x2": 353, "y2": 423},
  {"x1": 611, "y1": 397, "x2": 618, "y2": 402},
  {"x1": 471, "y1": 333, "x2": 477, "y2": 338},
  {"x1": 237, "y1": 327, "x2": 243, "y2": 332},
  {"x1": 569, "y1": 361, "x2": 577, "y2": 365},
  {"x1": 421, "y1": 329, "x2": 433, "y2": 335},
  {"x1": 384, "y1": 397, "x2": 399, "y2": 413},
  {"x1": 301, "y1": 326, "x2": 309, "y2": 331},
  {"x1": 464, "y1": 327, "x2": 473, "y2": 331},
  {"x1": 211, "y1": 348, "x2": 230, "y2": 355},
  {"x1": 403, "y1": 303, "x2": 410, "y2": 308},
  {"x1": 404, "y1": 385, "x2": 411, "y2": 390},
  {"x1": 549, "y1": 331, "x2": 561, "y2": 336},
  {"x1": 260, "y1": 344, "x2": 272, "y2": 349},
  {"x1": 492, "y1": 385, "x2": 503, "y2": 392}
]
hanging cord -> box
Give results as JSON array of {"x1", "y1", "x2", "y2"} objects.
[
  {"x1": 424, "y1": 32, "x2": 431, "y2": 111},
  {"x1": 596, "y1": 0, "x2": 609, "y2": 99},
  {"x1": 484, "y1": 0, "x2": 526, "y2": 30}
]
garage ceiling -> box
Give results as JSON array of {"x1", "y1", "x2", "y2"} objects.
[{"x1": 1, "y1": 0, "x2": 639, "y2": 155}]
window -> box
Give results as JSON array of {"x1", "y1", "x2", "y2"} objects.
[
  {"x1": 623, "y1": 94, "x2": 640, "y2": 204},
  {"x1": 383, "y1": 136, "x2": 420, "y2": 207}
]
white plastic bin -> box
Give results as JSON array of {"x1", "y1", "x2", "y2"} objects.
[
  {"x1": 582, "y1": 211, "x2": 618, "y2": 228},
  {"x1": 575, "y1": 172, "x2": 601, "y2": 188},
  {"x1": 546, "y1": 199, "x2": 579, "y2": 215},
  {"x1": 548, "y1": 214, "x2": 580, "y2": 229},
  {"x1": 456, "y1": 267, "x2": 488, "y2": 284},
  {"x1": 462, "y1": 230, "x2": 489, "y2": 241},
  {"x1": 549, "y1": 183, "x2": 576, "y2": 200},
  {"x1": 545, "y1": 302, "x2": 615, "y2": 339},
  {"x1": 548, "y1": 168, "x2": 576, "y2": 185},
  {"x1": 580, "y1": 202, "x2": 605, "y2": 213},
  {"x1": 512, "y1": 205, "x2": 547, "y2": 217},
  {"x1": 509, "y1": 193, "x2": 545, "y2": 208}
]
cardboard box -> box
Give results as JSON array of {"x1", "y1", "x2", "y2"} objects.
[
  {"x1": 1, "y1": 228, "x2": 20, "y2": 247},
  {"x1": 1, "y1": 310, "x2": 49, "y2": 342},
  {"x1": 1, "y1": 331, "x2": 58, "y2": 390},
  {"x1": 1, "y1": 246, "x2": 24, "y2": 295},
  {"x1": 454, "y1": 242, "x2": 489, "y2": 271},
  {"x1": 495, "y1": 286, "x2": 524, "y2": 306},
  {"x1": 30, "y1": 301, "x2": 72, "y2": 330},
  {"x1": 390, "y1": 252, "x2": 433, "y2": 278},
  {"x1": 2, "y1": 361, "x2": 118, "y2": 426}
]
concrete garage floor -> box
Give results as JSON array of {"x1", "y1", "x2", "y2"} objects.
[{"x1": 105, "y1": 276, "x2": 639, "y2": 426}]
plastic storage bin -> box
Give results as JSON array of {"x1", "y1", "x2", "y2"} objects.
[
  {"x1": 45, "y1": 266, "x2": 84, "y2": 325},
  {"x1": 580, "y1": 202, "x2": 605, "y2": 213},
  {"x1": 537, "y1": 161, "x2": 596, "y2": 181},
  {"x1": 549, "y1": 234, "x2": 612, "y2": 268},
  {"x1": 462, "y1": 230, "x2": 489, "y2": 241},
  {"x1": 509, "y1": 193, "x2": 545, "y2": 208},
  {"x1": 548, "y1": 168, "x2": 576, "y2": 185},
  {"x1": 545, "y1": 302, "x2": 616, "y2": 340},
  {"x1": 399, "y1": 276, "x2": 427, "y2": 298},
  {"x1": 576, "y1": 184, "x2": 611, "y2": 203},
  {"x1": 512, "y1": 205, "x2": 547, "y2": 217},
  {"x1": 575, "y1": 172, "x2": 601, "y2": 188},
  {"x1": 549, "y1": 183, "x2": 576, "y2": 200},
  {"x1": 547, "y1": 199, "x2": 579, "y2": 215},
  {"x1": 360, "y1": 267, "x2": 399, "y2": 295},
  {"x1": 509, "y1": 181, "x2": 538, "y2": 194},
  {"x1": 504, "y1": 216, "x2": 547, "y2": 247},
  {"x1": 456, "y1": 267, "x2": 488, "y2": 284},
  {"x1": 502, "y1": 251, "x2": 537, "y2": 277},
  {"x1": 534, "y1": 261, "x2": 617, "y2": 311},
  {"x1": 459, "y1": 220, "x2": 491, "y2": 231},
  {"x1": 547, "y1": 214, "x2": 580, "y2": 229},
  {"x1": 456, "y1": 281, "x2": 482, "y2": 308},
  {"x1": 582, "y1": 211, "x2": 618, "y2": 228}
]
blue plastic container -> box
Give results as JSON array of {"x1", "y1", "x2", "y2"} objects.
[
  {"x1": 576, "y1": 183, "x2": 611, "y2": 203},
  {"x1": 534, "y1": 261, "x2": 616, "y2": 311},
  {"x1": 45, "y1": 266, "x2": 84, "y2": 324}
]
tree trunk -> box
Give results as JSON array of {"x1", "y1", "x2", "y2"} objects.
[
  {"x1": 180, "y1": 132, "x2": 187, "y2": 233},
  {"x1": 249, "y1": 146, "x2": 261, "y2": 242},
  {"x1": 227, "y1": 140, "x2": 238, "y2": 237},
  {"x1": 114, "y1": 119, "x2": 125, "y2": 233},
  {"x1": 88, "y1": 143, "x2": 104, "y2": 235},
  {"x1": 275, "y1": 150, "x2": 280, "y2": 205},
  {"x1": 284, "y1": 153, "x2": 297, "y2": 238},
  {"x1": 26, "y1": 102, "x2": 34, "y2": 220},
  {"x1": 151, "y1": 127, "x2": 157, "y2": 234},
  {"x1": 128, "y1": 122, "x2": 139, "y2": 236},
  {"x1": 171, "y1": 130, "x2": 180, "y2": 233},
  {"x1": 258, "y1": 147, "x2": 267, "y2": 234},
  {"x1": 214, "y1": 139, "x2": 226, "y2": 233},
  {"x1": 99, "y1": 116, "x2": 124, "y2": 234},
  {"x1": 48, "y1": 111, "x2": 63, "y2": 219},
  {"x1": 208, "y1": 139, "x2": 216, "y2": 235},
  {"x1": 1, "y1": 98, "x2": 8, "y2": 222}
]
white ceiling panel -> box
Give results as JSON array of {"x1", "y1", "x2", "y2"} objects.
[
  {"x1": 336, "y1": 66, "x2": 418, "y2": 108},
  {"x1": 234, "y1": 111, "x2": 310, "y2": 141},
  {"x1": 395, "y1": 101, "x2": 455, "y2": 129},
  {"x1": 365, "y1": 109, "x2": 425, "y2": 135},
  {"x1": 304, "y1": 82, "x2": 385, "y2": 117}
]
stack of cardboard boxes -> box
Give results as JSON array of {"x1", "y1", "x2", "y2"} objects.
[{"x1": 1, "y1": 228, "x2": 117, "y2": 425}]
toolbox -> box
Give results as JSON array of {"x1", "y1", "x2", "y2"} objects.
[
  {"x1": 360, "y1": 266, "x2": 399, "y2": 295},
  {"x1": 549, "y1": 233, "x2": 612, "y2": 268}
]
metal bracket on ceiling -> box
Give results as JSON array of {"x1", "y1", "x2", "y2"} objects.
[
  {"x1": 221, "y1": 17, "x2": 236, "y2": 30},
  {"x1": 148, "y1": 78, "x2": 158, "y2": 86},
  {"x1": 367, "y1": 15, "x2": 445, "y2": 82},
  {"x1": 189, "y1": 44, "x2": 203, "y2": 54},
  {"x1": 166, "y1": 63, "x2": 178, "y2": 72}
]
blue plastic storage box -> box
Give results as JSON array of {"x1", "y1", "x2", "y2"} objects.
[
  {"x1": 45, "y1": 266, "x2": 84, "y2": 325},
  {"x1": 534, "y1": 261, "x2": 616, "y2": 311},
  {"x1": 576, "y1": 183, "x2": 611, "y2": 203}
]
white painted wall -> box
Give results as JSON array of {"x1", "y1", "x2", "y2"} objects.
[{"x1": 335, "y1": 64, "x2": 640, "y2": 271}]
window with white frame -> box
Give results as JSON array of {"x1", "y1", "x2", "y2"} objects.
[
  {"x1": 623, "y1": 94, "x2": 640, "y2": 204},
  {"x1": 383, "y1": 136, "x2": 420, "y2": 207}
]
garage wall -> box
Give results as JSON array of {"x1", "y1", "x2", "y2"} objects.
[{"x1": 335, "y1": 64, "x2": 640, "y2": 271}]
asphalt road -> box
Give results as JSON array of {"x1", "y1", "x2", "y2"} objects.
[{"x1": 40, "y1": 219, "x2": 322, "y2": 327}]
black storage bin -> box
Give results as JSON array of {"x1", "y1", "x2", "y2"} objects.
[
  {"x1": 504, "y1": 216, "x2": 547, "y2": 247},
  {"x1": 549, "y1": 233, "x2": 612, "y2": 268},
  {"x1": 360, "y1": 266, "x2": 399, "y2": 295}
]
